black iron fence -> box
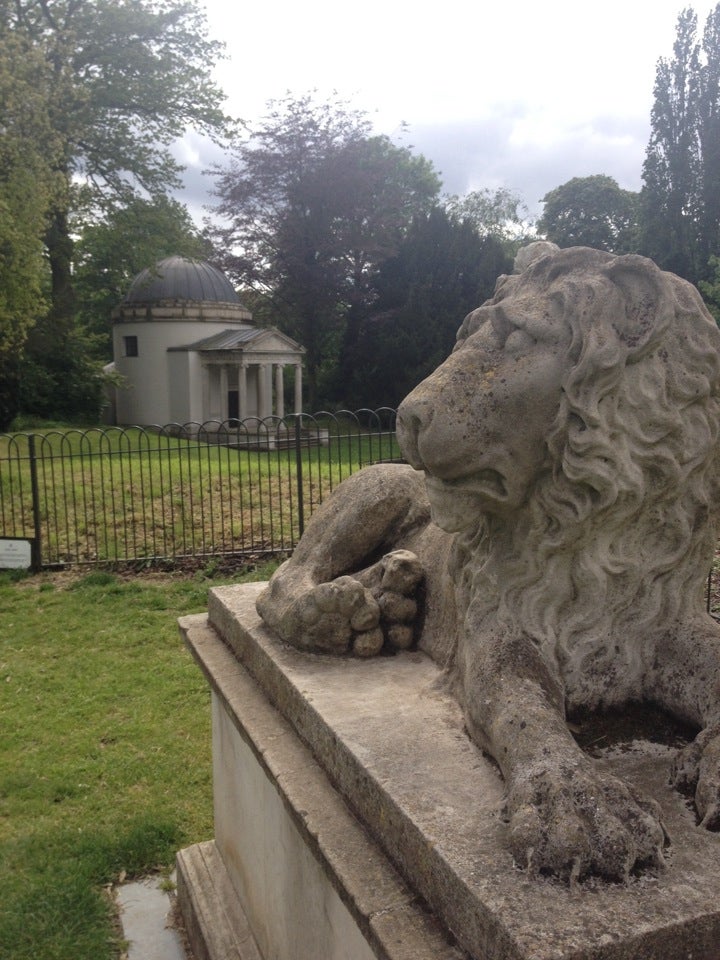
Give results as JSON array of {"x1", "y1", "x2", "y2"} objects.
[
  {"x1": 0, "y1": 410, "x2": 400, "y2": 569},
  {"x1": 2, "y1": 410, "x2": 719, "y2": 613}
]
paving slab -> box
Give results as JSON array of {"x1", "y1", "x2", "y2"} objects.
[{"x1": 117, "y1": 874, "x2": 187, "y2": 960}]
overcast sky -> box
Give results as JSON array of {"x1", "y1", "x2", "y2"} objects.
[{"x1": 175, "y1": 0, "x2": 718, "y2": 222}]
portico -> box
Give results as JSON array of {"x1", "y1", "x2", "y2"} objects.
[{"x1": 194, "y1": 329, "x2": 304, "y2": 422}]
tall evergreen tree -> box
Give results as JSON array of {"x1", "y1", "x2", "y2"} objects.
[
  {"x1": 640, "y1": 4, "x2": 720, "y2": 283},
  {"x1": 699, "y1": 5, "x2": 720, "y2": 268}
]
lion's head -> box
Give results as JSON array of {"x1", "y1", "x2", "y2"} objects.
[{"x1": 397, "y1": 246, "x2": 720, "y2": 706}]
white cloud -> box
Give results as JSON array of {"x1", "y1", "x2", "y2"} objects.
[{"x1": 171, "y1": 0, "x2": 718, "y2": 221}]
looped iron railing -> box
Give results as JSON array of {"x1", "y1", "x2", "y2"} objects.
[{"x1": 0, "y1": 411, "x2": 400, "y2": 569}]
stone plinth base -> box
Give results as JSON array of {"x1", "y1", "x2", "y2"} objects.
[
  {"x1": 177, "y1": 582, "x2": 720, "y2": 960},
  {"x1": 177, "y1": 840, "x2": 261, "y2": 960},
  {"x1": 177, "y1": 608, "x2": 461, "y2": 960}
]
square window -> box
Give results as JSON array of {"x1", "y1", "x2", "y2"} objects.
[{"x1": 124, "y1": 335, "x2": 138, "y2": 357}]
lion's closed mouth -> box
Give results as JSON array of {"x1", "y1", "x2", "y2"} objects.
[{"x1": 425, "y1": 469, "x2": 508, "y2": 501}]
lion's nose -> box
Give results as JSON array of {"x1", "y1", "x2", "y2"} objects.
[{"x1": 396, "y1": 390, "x2": 433, "y2": 469}]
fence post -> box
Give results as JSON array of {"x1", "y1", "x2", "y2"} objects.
[
  {"x1": 294, "y1": 416, "x2": 304, "y2": 540},
  {"x1": 28, "y1": 434, "x2": 42, "y2": 571}
]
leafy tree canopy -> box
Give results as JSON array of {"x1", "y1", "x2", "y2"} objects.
[
  {"x1": 339, "y1": 207, "x2": 512, "y2": 409},
  {"x1": 210, "y1": 93, "x2": 441, "y2": 407},
  {"x1": 538, "y1": 175, "x2": 639, "y2": 252},
  {"x1": 2, "y1": 0, "x2": 229, "y2": 203},
  {"x1": 445, "y1": 187, "x2": 534, "y2": 249},
  {"x1": 1, "y1": 0, "x2": 230, "y2": 424},
  {"x1": 0, "y1": 30, "x2": 58, "y2": 428},
  {"x1": 73, "y1": 196, "x2": 209, "y2": 360}
]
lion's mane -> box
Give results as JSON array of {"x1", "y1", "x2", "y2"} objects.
[{"x1": 460, "y1": 247, "x2": 720, "y2": 707}]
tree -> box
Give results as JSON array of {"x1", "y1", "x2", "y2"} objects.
[
  {"x1": 698, "y1": 254, "x2": 720, "y2": 320},
  {"x1": 339, "y1": 207, "x2": 512, "y2": 408},
  {"x1": 73, "y1": 196, "x2": 209, "y2": 360},
  {"x1": 698, "y1": 4, "x2": 720, "y2": 269},
  {"x1": 641, "y1": 7, "x2": 702, "y2": 279},
  {"x1": 538, "y1": 175, "x2": 639, "y2": 252},
  {"x1": 210, "y1": 94, "x2": 440, "y2": 407},
  {"x1": 0, "y1": 30, "x2": 57, "y2": 428},
  {"x1": 1, "y1": 0, "x2": 229, "y2": 393},
  {"x1": 639, "y1": 4, "x2": 720, "y2": 283},
  {"x1": 444, "y1": 187, "x2": 534, "y2": 248}
]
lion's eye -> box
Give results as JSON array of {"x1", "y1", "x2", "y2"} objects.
[
  {"x1": 504, "y1": 329, "x2": 536, "y2": 354},
  {"x1": 490, "y1": 306, "x2": 514, "y2": 345}
]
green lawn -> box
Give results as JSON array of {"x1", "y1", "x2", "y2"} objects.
[{"x1": 0, "y1": 562, "x2": 277, "y2": 960}]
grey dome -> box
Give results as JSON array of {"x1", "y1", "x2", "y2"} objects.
[{"x1": 123, "y1": 256, "x2": 240, "y2": 304}]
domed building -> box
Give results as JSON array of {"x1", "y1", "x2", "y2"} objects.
[{"x1": 109, "y1": 256, "x2": 304, "y2": 427}]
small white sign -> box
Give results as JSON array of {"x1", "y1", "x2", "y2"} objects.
[{"x1": 0, "y1": 539, "x2": 33, "y2": 569}]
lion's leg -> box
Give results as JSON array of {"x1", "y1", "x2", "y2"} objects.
[
  {"x1": 256, "y1": 464, "x2": 429, "y2": 656},
  {"x1": 652, "y1": 621, "x2": 720, "y2": 828},
  {"x1": 461, "y1": 630, "x2": 666, "y2": 881}
]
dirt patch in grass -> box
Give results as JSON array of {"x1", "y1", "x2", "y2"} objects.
[{"x1": 8, "y1": 555, "x2": 282, "y2": 592}]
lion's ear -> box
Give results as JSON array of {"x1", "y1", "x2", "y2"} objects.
[{"x1": 603, "y1": 255, "x2": 673, "y2": 354}]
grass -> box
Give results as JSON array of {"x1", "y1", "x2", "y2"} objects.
[{"x1": 0, "y1": 561, "x2": 278, "y2": 960}]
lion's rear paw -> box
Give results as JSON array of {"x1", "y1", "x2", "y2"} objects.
[
  {"x1": 508, "y1": 763, "x2": 667, "y2": 882},
  {"x1": 370, "y1": 550, "x2": 423, "y2": 652},
  {"x1": 671, "y1": 726, "x2": 720, "y2": 829}
]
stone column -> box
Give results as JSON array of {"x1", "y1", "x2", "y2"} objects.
[
  {"x1": 275, "y1": 364, "x2": 285, "y2": 419},
  {"x1": 294, "y1": 363, "x2": 303, "y2": 414},
  {"x1": 257, "y1": 364, "x2": 269, "y2": 419},
  {"x1": 219, "y1": 364, "x2": 229, "y2": 422},
  {"x1": 266, "y1": 364, "x2": 274, "y2": 418},
  {"x1": 201, "y1": 363, "x2": 210, "y2": 424},
  {"x1": 238, "y1": 364, "x2": 247, "y2": 421}
]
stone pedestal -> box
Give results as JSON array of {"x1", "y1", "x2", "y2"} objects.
[{"x1": 177, "y1": 582, "x2": 720, "y2": 960}]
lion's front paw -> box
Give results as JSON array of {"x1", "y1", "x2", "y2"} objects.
[
  {"x1": 671, "y1": 725, "x2": 720, "y2": 829},
  {"x1": 507, "y1": 762, "x2": 667, "y2": 882},
  {"x1": 256, "y1": 550, "x2": 424, "y2": 658},
  {"x1": 257, "y1": 571, "x2": 383, "y2": 655}
]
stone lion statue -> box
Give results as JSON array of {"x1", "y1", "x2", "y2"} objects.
[{"x1": 257, "y1": 243, "x2": 720, "y2": 882}]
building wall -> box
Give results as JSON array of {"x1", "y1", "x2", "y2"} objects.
[
  {"x1": 167, "y1": 351, "x2": 192, "y2": 425},
  {"x1": 112, "y1": 319, "x2": 233, "y2": 426}
]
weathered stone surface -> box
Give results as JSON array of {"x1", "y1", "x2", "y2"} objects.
[
  {"x1": 256, "y1": 244, "x2": 720, "y2": 881},
  {"x1": 184, "y1": 586, "x2": 720, "y2": 960},
  {"x1": 178, "y1": 608, "x2": 466, "y2": 960},
  {"x1": 257, "y1": 544, "x2": 426, "y2": 657},
  {"x1": 177, "y1": 840, "x2": 262, "y2": 960}
]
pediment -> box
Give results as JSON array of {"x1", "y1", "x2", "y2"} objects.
[
  {"x1": 172, "y1": 325, "x2": 305, "y2": 356},
  {"x1": 245, "y1": 328, "x2": 304, "y2": 354}
]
